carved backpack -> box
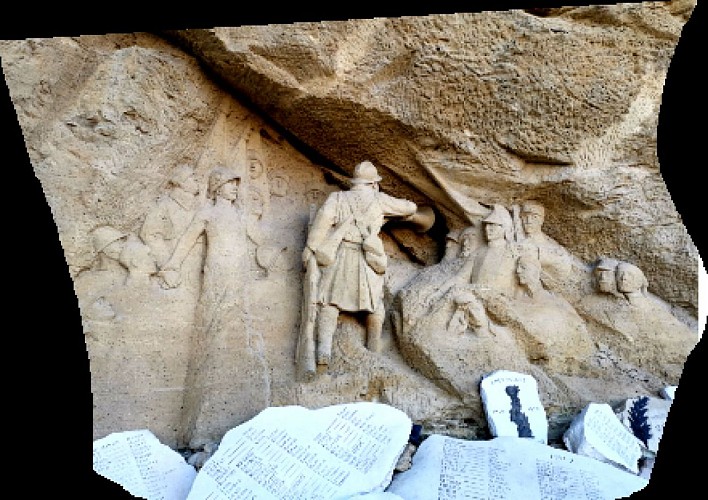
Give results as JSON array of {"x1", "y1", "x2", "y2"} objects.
[
  {"x1": 345, "y1": 194, "x2": 387, "y2": 275},
  {"x1": 313, "y1": 192, "x2": 387, "y2": 274}
]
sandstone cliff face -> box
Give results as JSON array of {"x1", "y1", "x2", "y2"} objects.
[
  {"x1": 0, "y1": 2, "x2": 701, "y2": 449},
  {"x1": 164, "y1": 2, "x2": 699, "y2": 318}
]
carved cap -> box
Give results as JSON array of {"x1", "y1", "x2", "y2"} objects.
[
  {"x1": 169, "y1": 164, "x2": 195, "y2": 186},
  {"x1": 482, "y1": 204, "x2": 513, "y2": 228},
  {"x1": 207, "y1": 166, "x2": 240, "y2": 199},
  {"x1": 521, "y1": 200, "x2": 545, "y2": 217},
  {"x1": 92, "y1": 226, "x2": 127, "y2": 253},
  {"x1": 595, "y1": 257, "x2": 620, "y2": 271},
  {"x1": 350, "y1": 161, "x2": 382, "y2": 184}
]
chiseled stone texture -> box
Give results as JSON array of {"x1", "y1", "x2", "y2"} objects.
[
  {"x1": 165, "y1": 2, "x2": 699, "y2": 319},
  {"x1": 0, "y1": 2, "x2": 701, "y2": 450}
]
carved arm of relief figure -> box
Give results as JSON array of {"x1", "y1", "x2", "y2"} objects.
[{"x1": 158, "y1": 211, "x2": 208, "y2": 289}]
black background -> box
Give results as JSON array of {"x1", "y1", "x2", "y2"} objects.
[{"x1": 2, "y1": 1, "x2": 703, "y2": 498}]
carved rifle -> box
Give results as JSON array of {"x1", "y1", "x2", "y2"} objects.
[
  {"x1": 296, "y1": 204, "x2": 320, "y2": 381},
  {"x1": 296, "y1": 202, "x2": 355, "y2": 380}
]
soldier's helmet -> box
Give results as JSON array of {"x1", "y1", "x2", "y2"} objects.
[
  {"x1": 482, "y1": 204, "x2": 514, "y2": 242},
  {"x1": 207, "y1": 166, "x2": 240, "y2": 199},
  {"x1": 595, "y1": 257, "x2": 620, "y2": 271},
  {"x1": 351, "y1": 161, "x2": 383, "y2": 184},
  {"x1": 482, "y1": 204, "x2": 513, "y2": 228},
  {"x1": 92, "y1": 226, "x2": 127, "y2": 254},
  {"x1": 169, "y1": 164, "x2": 196, "y2": 187}
]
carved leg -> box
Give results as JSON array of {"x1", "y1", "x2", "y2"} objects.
[
  {"x1": 317, "y1": 305, "x2": 339, "y2": 366},
  {"x1": 366, "y1": 305, "x2": 386, "y2": 353}
]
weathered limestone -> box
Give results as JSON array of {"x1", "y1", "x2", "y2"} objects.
[
  {"x1": 0, "y1": 2, "x2": 702, "y2": 458},
  {"x1": 163, "y1": 3, "x2": 700, "y2": 321}
]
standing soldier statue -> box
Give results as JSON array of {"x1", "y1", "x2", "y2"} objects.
[{"x1": 297, "y1": 161, "x2": 434, "y2": 379}]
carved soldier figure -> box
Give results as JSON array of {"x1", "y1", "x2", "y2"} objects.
[
  {"x1": 159, "y1": 167, "x2": 245, "y2": 288},
  {"x1": 515, "y1": 252, "x2": 550, "y2": 301},
  {"x1": 446, "y1": 287, "x2": 491, "y2": 337},
  {"x1": 465, "y1": 204, "x2": 519, "y2": 294},
  {"x1": 119, "y1": 235, "x2": 158, "y2": 288},
  {"x1": 517, "y1": 200, "x2": 573, "y2": 293},
  {"x1": 301, "y1": 161, "x2": 429, "y2": 368},
  {"x1": 615, "y1": 261, "x2": 650, "y2": 306},
  {"x1": 420, "y1": 223, "x2": 486, "y2": 310},
  {"x1": 74, "y1": 225, "x2": 130, "y2": 323},
  {"x1": 140, "y1": 165, "x2": 201, "y2": 268},
  {"x1": 160, "y1": 166, "x2": 269, "y2": 448},
  {"x1": 613, "y1": 261, "x2": 698, "y2": 381},
  {"x1": 91, "y1": 225, "x2": 129, "y2": 274},
  {"x1": 577, "y1": 257, "x2": 638, "y2": 343},
  {"x1": 509, "y1": 252, "x2": 594, "y2": 367},
  {"x1": 594, "y1": 257, "x2": 623, "y2": 297}
]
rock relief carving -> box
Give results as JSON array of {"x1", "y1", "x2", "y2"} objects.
[
  {"x1": 246, "y1": 184, "x2": 290, "y2": 278},
  {"x1": 139, "y1": 165, "x2": 202, "y2": 269},
  {"x1": 392, "y1": 197, "x2": 695, "y2": 401},
  {"x1": 269, "y1": 173, "x2": 289, "y2": 197},
  {"x1": 296, "y1": 160, "x2": 435, "y2": 380},
  {"x1": 247, "y1": 149, "x2": 265, "y2": 180},
  {"x1": 240, "y1": 144, "x2": 293, "y2": 279},
  {"x1": 391, "y1": 225, "x2": 483, "y2": 337},
  {"x1": 455, "y1": 204, "x2": 520, "y2": 295},
  {"x1": 497, "y1": 251, "x2": 594, "y2": 370},
  {"x1": 577, "y1": 259, "x2": 699, "y2": 383},
  {"x1": 86, "y1": 155, "x2": 292, "y2": 446},
  {"x1": 79, "y1": 222, "x2": 193, "y2": 446},
  {"x1": 158, "y1": 166, "x2": 270, "y2": 448},
  {"x1": 515, "y1": 200, "x2": 578, "y2": 295},
  {"x1": 305, "y1": 188, "x2": 326, "y2": 207},
  {"x1": 74, "y1": 225, "x2": 130, "y2": 324},
  {"x1": 576, "y1": 258, "x2": 633, "y2": 338},
  {"x1": 119, "y1": 234, "x2": 159, "y2": 289},
  {"x1": 77, "y1": 156, "x2": 698, "y2": 445},
  {"x1": 139, "y1": 164, "x2": 206, "y2": 296},
  {"x1": 159, "y1": 166, "x2": 246, "y2": 289}
]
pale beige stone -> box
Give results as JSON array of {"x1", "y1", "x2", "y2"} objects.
[
  {"x1": 299, "y1": 161, "x2": 427, "y2": 377},
  {"x1": 0, "y1": 3, "x2": 701, "y2": 451},
  {"x1": 164, "y1": 4, "x2": 699, "y2": 318}
]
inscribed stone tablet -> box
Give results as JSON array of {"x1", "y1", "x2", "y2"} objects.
[
  {"x1": 187, "y1": 402, "x2": 412, "y2": 499},
  {"x1": 386, "y1": 435, "x2": 648, "y2": 499},
  {"x1": 93, "y1": 429, "x2": 197, "y2": 499},
  {"x1": 480, "y1": 370, "x2": 548, "y2": 444},
  {"x1": 563, "y1": 403, "x2": 643, "y2": 474}
]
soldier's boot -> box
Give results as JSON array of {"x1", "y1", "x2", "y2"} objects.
[
  {"x1": 317, "y1": 305, "x2": 339, "y2": 366},
  {"x1": 366, "y1": 308, "x2": 385, "y2": 353}
]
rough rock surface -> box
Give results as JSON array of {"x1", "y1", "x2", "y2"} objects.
[
  {"x1": 164, "y1": 2, "x2": 699, "y2": 318},
  {"x1": 0, "y1": 2, "x2": 702, "y2": 454}
]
